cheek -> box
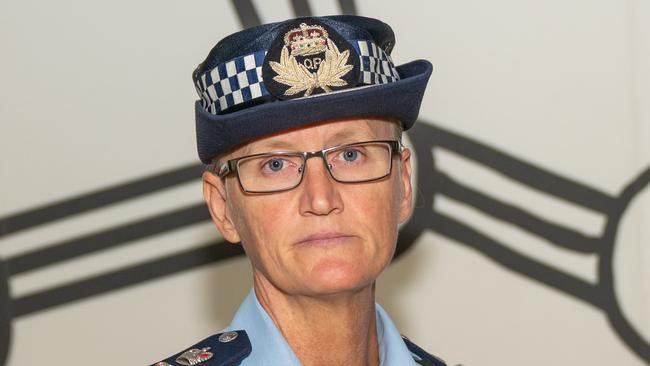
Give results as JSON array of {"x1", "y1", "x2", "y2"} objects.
[
  {"x1": 360, "y1": 177, "x2": 401, "y2": 224},
  {"x1": 345, "y1": 179, "x2": 401, "y2": 258},
  {"x1": 228, "y1": 194, "x2": 295, "y2": 269}
]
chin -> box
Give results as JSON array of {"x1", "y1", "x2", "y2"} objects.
[{"x1": 306, "y1": 259, "x2": 377, "y2": 296}]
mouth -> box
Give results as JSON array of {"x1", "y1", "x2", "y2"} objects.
[{"x1": 295, "y1": 232, "x2": 356, "y2": 246}]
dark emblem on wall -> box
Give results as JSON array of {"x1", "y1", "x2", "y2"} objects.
[
  {"x1": 0, "y1": 0, "x2": 648, "y2": 365},
  {"x1": 2, "y1": 122, "x2": 648, "y2": 364},
  {"x1": 405, "y1": 123, "x2": 650, "y2": 364}
]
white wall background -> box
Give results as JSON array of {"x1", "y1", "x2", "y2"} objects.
[{"x1": 1, "y1": 0, "x2": 649, "y2": 365}]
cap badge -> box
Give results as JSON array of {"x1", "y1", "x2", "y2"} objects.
[
  {"x1": 263, "y1": 21, "x2": 360, "y2": 99},
  {"x1": 175, "y1": 347, "x2": 213, "y2": 365}
]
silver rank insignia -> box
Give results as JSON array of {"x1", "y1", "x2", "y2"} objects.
[{"x1": 175, "y1": 347, "x2": 214, "y2": 365}]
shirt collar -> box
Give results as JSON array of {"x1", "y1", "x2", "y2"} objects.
[
  {"x1": 224, "y1": 289, "x2": 302, "y2": 366},
  {"x1": 224, "y1": 288, "x2": 418, "y2": 366},
  {"x1": 375, "y1": 302, "x2": 420, "y2": 366}
]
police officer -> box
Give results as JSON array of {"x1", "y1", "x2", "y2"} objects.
[{"x1": 151, "y1": 15, "x2": 445, "y2": 366}]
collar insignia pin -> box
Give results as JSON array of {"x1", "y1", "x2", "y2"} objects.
[
  {"x1": 175, "y1": 347, "x2": 213, "y2": 365},
  {"x1": 218, "y1": 331, "x2": 238, "y2": 343}
]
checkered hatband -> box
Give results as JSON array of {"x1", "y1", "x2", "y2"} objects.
[
  {"x1": 353, "y1": 40, "x2": 401, "y2": 85},
  {"x1": 194, "y1": 50, "x2": 268, "y2": 114},
  {"x1": 194, "y1": 40, "x2": 400, "y2": 115}
]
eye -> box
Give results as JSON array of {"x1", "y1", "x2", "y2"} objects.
[
  {"x1": 341, "y1": 149, "x2": 359, "y2": 162},
  {"x1": 264, "y1": 158, "x2": 285, "y2": 172}
]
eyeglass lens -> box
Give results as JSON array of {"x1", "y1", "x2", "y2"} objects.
[{"x1": 236, "y1": 142, "x2": 393, "y2": 192}]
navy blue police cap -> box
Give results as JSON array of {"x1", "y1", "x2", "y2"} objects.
[{"x1": 192, "y1": 15, "x2": 432, "y2": 164}]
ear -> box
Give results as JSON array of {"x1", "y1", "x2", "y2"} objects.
[
  {"x1": 397, "y1": 147, "x2": 413, "y2": 224},
  {"x1": 202, "y1": 171, "x2": 241, "y2": 243}
]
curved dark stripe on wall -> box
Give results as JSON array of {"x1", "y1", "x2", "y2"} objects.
[
  {"x1": 229, "y1": 0, "x2": 262, "y2": 29},
  {"x1": 7, "y1": 204, "x2": 210, "y2": 276},
  {"x1": 290, "y1": 0, "x2": 313, "y2": 17},
  {"x1": 600, "y1": 166, "x2": 650, "y2": 362},
  {"x1": 410, "y1": 122, "x2": 650, "y2": 362},
  {"x1": 228, "y1": 0, "x2": 358, "y2": 30},
  {"x1": 0, "y1": 164, "x2": 203, "y2": 238},
  {"x1": 2, "y1": 120, "x2": 650, "y2": 364},
  {"x1": 337, "y1": 0, "x2": 358, "y2": 15},
  {"x1": 0, "y1": 259, "x2": 10, "y2": 366},
  {"x1": 11, "y1": 240, "x2": 242, "y2": 317}
]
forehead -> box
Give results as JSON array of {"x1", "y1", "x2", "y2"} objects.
[{"x1": 228, "y1": 118, "x2": 396, "y2": 158}]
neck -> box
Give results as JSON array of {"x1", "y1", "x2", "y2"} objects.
[{"x1": 253, "y1": 273, "x2": 380, "y2": 366}]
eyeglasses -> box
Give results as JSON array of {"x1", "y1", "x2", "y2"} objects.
[{"x1": 213, "y1": 140, "x2": 402, "y2": 193}]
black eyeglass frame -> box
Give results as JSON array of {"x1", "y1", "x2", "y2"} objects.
[{"x1": 212, "y1": 139, "x2": 403, "y2": 193}]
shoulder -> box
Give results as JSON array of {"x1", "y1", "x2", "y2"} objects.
[
  {"x1": 150, "y1": 330, "x2": 251, "y2": 366},
  {"x1": 402, "y1": 335, "x2": 449, "y2": 366}
]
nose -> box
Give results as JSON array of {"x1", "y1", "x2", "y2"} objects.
[{"x1": 298, "y1": 155, "x2": 344, "y2": 216}]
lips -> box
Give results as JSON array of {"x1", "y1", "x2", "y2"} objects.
[{"x1": 295, "y1": 232, "x2": 356, "y2": 246}]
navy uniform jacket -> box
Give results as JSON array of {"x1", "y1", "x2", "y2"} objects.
[{"x1": 151, "y1": 290, "x2": 448, "y2": 366}]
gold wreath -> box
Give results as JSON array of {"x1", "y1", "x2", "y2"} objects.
[{"x1": 269, "y1": 40, "x2": 354, "y2": 97}]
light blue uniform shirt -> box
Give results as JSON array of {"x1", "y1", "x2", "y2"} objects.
[{"x1": 223, "y1": 289, "x2": 419, "y2": 366}]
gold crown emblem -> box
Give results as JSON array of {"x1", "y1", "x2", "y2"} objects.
[
  {"x1": 284, "y1": 23, "x2": 329, "y2": 56},
  {"x1": 269, "y1": 21, "x2": 355, "y2": 98}
]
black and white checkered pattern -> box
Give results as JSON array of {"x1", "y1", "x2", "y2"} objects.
[
  {"x1": 355, "y1": 40, "x2": 401, "y2": 85},
  {"x1": 195, "y1": 40, "x2": 400, "y2": 115},
  {"x1": 194, "y1": 50, "x2": 269, "y2": 114}
]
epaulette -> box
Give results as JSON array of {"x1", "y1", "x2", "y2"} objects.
[
  {"x1": 402, "y1": 335, "x2": 448, "y2": 366},
  {"x1": 151, "y1": 330, "x2": 251, "y2": 366}
]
